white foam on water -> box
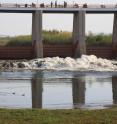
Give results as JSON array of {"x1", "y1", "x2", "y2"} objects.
[{"x1": 2, "y1": 55, "x2": 117, "y2": 71}]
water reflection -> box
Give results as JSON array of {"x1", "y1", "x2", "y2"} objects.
[
  {"x1": 112, "y1": 76, "x2": 117, "y2": 104},
  {"x1": 31, "y1": 72, "x2": 117, "y2": 109},
  {"x1": 31, "y1": 72, "x2": 43, "y2": 108},
  {"x1": 0, "y1": 71, "x2": 117, "y2": 109},
  {"x1": 72, "y1": 76, "x2": 85, "y2": 108},
  {"x1": 31, "y1": 72, "x2": 86, "y2": 109}
]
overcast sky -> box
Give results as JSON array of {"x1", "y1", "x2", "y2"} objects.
[{"x1": 0, "y1": 0, "x2": 116, "y2": 36}]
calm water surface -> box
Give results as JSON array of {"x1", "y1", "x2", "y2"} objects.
[{"x1": 0, "y1": 71, "x2": 117, "y2": 109}]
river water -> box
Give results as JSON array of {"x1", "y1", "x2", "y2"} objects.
[{"x1": 0, "y1": 70, "x2": 117, "y2": 110}]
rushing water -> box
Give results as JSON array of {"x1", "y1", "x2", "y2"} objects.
[
  {"x1": 1, "y1": 55, "x2": 117, "y2": 71},
  {"x1": 0, "y1": 70, "x2": 117, "y2": 109}
]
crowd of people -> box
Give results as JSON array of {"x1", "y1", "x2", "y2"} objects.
[
  {"x1": 39, "y1": 1, "x2": 68, "y2": 8},
  {"x1": 39, "y1": 2, "x2": 88, "y2": 8},
  {"x1": 0, "y1": 2, "x2": 117, "y2": 9},
  {"x1": 24, "y1": 2, "x2": 116, "y2": 8}
]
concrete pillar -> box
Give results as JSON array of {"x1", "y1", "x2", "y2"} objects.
[
  {"x1": 112, "y1": 76, "x2": 117, "y2": 104},
  {"x1": 31, "y1": 72, "x2": 43, "y2": 108},
  {"x1": 32, "y1": 10, "x2": 43, "y2": 58},
  {"x1": 32, "y1": 12, "x2": 36, "y2": 44},
  {"x1": 73, "y1": 11, "x2": 86, "y2": 58},
  {"x1": 72, "y1": 76, "x2": 85, "y2": 108},
  {"x1": 112, "y1": 13, "x2": 117, "y2": 58}
]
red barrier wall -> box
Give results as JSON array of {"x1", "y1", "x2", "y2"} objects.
[
  {"x1": 86, "y1": 46, "x2": 113, "y2": 59},
  {"x1": 0, "y1": 46, "x2": 34, "y2": 59},
  {"x1": 0, "y1": 44, "x2": 114, "y2": 59}
]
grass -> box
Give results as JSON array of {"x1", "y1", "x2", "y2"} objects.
[
  {"x1": 0, "y1": 108, "x2": 117, "y2": 124},
  {"x1": 0, "y1": 37, "x2": 11, "y2": 46},
  {"x1": 0, "y1": 31, "x2": 112, "y2": 46},
  {"x1": 7, "y1": 35, "x2": 32, "y2": 46},
  {"x1": 86, "y1": 32, "x2": 112, "y2": 46},
  {"x1": 43, "y1": 30, "x2": 72, "y2": 44}
]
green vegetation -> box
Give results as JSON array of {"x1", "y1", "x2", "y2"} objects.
[
  {"x1": 0, "y1": 31, "x2": 112, "y2": 46},
  {"x1": 0, "y1": 36, "x2": 11, "y2": 46},
  {"x1": 43, "y1": 30, "x2": 72, "y2": 44},
  {"x1": 7, "y1": 35, "x2": 32, "y2": 46},
  {"x1": 86, "y1": 32, "x2": 112, "y2": 46},
  {"x1": 0, "y1": 108, "x2": 117, "y2": 124}
]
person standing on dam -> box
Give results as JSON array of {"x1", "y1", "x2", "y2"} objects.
[
  {"x1": 51, "y1": 1, "x2": 53, "y2": 8},
  {"x1": 55, "y1": 1, "x2": 57, "y2": 8},
  {"x1": 64, "y1": 1, "x2": 67, "y2": 8}
]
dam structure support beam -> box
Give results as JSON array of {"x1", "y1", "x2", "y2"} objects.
[
  {"x1": 73, "y1": 10, "x2": 86, "y2": 58},
  {"x1": 112, "y1": 13, "x2": 117, "y2": 58},
  {"x1": 32, "y1": 10, "x2": 43, "y2": 58}
]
